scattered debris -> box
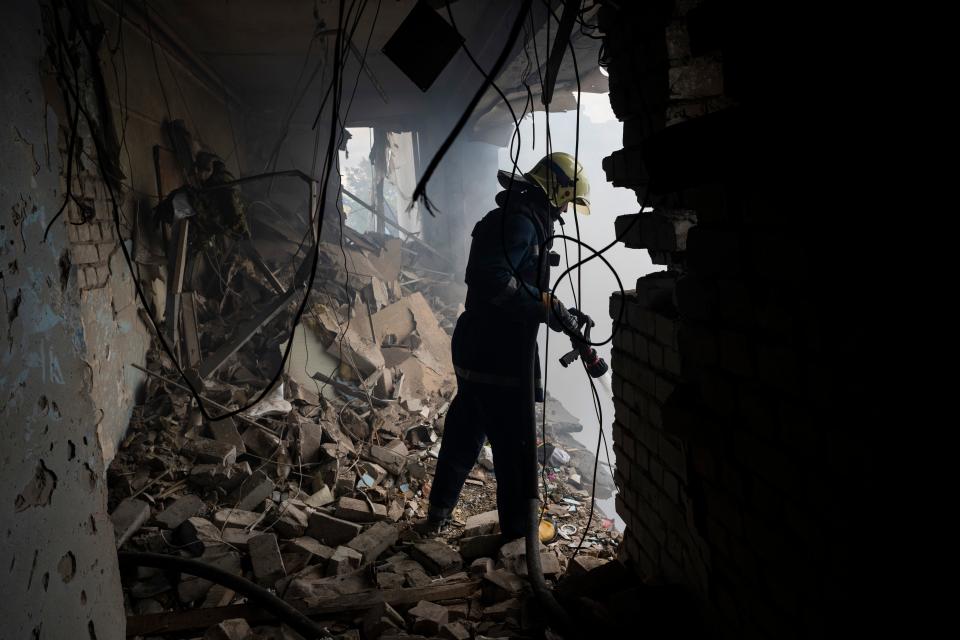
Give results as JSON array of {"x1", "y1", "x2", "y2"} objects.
[{"x1": 109, "y1": 210, "x2": 618, "y2": 638}]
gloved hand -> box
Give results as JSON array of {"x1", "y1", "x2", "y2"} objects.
[{"x1": 543, "y1": 293, "x2": 581, "y2": 334}]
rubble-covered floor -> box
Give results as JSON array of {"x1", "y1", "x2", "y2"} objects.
[{"x1": 108, "y1": 227, "x2": 620, "y2": 639}]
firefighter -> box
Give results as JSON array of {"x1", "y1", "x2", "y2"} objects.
[{"x1": 419, "y1": 152, "x2": 591, "y2": 539}]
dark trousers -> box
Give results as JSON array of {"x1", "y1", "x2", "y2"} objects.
[{"x1": 429, "y1": 376, "x2": 531, "y2": 539}]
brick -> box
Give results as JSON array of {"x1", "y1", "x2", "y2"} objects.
[
  {"x1": 366, "y1": 443, "x2": 408, "y2": 475},
  {"x1": 70, "y1": 243, "x2": 99, "y2": 264},
  {"x1": 203, "y1": 618, "x2": 251, "y2": 640},
  {"x1": 176, "y1": 517, "x2": 223, "y2": 555},
  {"x1": 242, "y1": 428, "x2": 282, "y2": 458},
  {"x1": 335, "y1": 496, "x2": 388, "y2": 523},
  {"x1": 306, "y1": 511, "x2": 363, "y2": 547},
  {"x1": 675, "y1": 275, "x2": 718, "y2": 322},
  {"x1": 182, "y1": 438, "x2": 237, "y2": 465},
  {"x1": 248, "y1": 533, "x2": 285, "y2": 586},
  {"x1": 407, "y1": 600, "x2": 448, "y2": 635},
  {"x1": 482, "y1": 568, "x2": 526, "y2": 602},
  {"x1": 155, "y1": 495, "x2": 204, "y2": 529},
  {"x1": 273, "y1": 502, "x2": 309, "y2": 538},
  {"x1": 463, "y1": 509, "x2": 499, "y2": 538},
  {"x1": 110, "y1": 498, "x2": 150, "y2": 545},
  {"x1": 410, "y1": 539, "x2": 462, "y2": 576},
  {"x1": 345, "y1": 521, "x2": 398, "y2": 564},
  {"x1": 326, "y1": 545, "x2": 363, "y2": 576},
  {"x1": 213, "y1": 509, "x2": 261, "y2": 529},
  {"x1": 231, "y1": 471, "x2": 274, "y2": 512}
]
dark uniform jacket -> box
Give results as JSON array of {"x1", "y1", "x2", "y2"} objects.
[{"x1": 451, "y1": 180, "x2": 559, "y2": 391}]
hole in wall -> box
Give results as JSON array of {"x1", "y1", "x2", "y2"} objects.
[
  {"x1": 81, "y1": 589, "x2": 87, "y2": 605},
  {"x1": 41, "y1": 572, "x2": 49, "y2": 591},
  {"x1": 58, "y1": 551, "x2": 76, "y2": 582},
  {"x1": 87, "y1": 620, "x2": 97, "y2": 640},
  {"x1": 68, "y1": 440, "x2": 76, "y2": 460}
]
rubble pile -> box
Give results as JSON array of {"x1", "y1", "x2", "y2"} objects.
[{"x1": 109, "y1": 220, "x2": 619, "y2": 638}]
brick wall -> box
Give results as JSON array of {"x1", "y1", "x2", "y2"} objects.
[{"x1": 600, "y1": 1, "x2": 878, "y2": 637}]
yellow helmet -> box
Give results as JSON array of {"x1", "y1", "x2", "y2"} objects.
[{"x1": 525, "y1": 152, "x2": 591, "y2": 215}]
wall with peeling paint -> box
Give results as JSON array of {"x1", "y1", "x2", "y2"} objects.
[{"x1": 0, "y1": 1, "x2": 127, "y2": 636}]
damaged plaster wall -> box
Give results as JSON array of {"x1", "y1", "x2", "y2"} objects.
[
  {"x1": 83, "y1": 0, "x2": 253, "y2": 460},
  {"x1": 0, "y1": 1, "x2": 126, "y2": 637}
]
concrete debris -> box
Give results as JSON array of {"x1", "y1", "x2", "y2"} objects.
[
  {"x1": 463, "y1": 509, "x2": 499, "y2": 538},
  {"x1": 335, "y1": 496, "x2": 388, "y2": 522},
  {"x1": 410, "y1": 539, "x2": 463, "y2": 576},
  {"x1": 182, "y1": 437, "x2": 238, "y2": 465},
  {"x1": 203, "y1": 618, "x2": 253, "y2": 640},
  {"x1": 155, "y1": 494, "x2": 204, "y2": 529},
  {"x1": 327, "y1": 545, "x2": 363, "y2": 576},
  {"x1": 248, "y1": 533, "x2": 286, "y2": 586},
  {"x1": 108, "y1": 221, "x2": 619, "y2": 639},
  {"x1": 477, "y1": 445, "x2": 495, "y2": 471},
  {"x1": 407, "y1": 600, "x2": 449, "y2": 636},
  {"x1": 345, "y1": 521, "x2": 398, "y2": 564},
  {"x1": 307, "y1": 511, "x2": 363, "y2": 547}
]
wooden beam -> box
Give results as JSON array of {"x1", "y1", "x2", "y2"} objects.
[{"x1": 125, "y1": 580, "x2": 481, "y2": 637}]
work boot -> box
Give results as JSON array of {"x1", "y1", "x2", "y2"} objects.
[{"x1": 413, "y1": 505, "x2": 452, "y2": 537}]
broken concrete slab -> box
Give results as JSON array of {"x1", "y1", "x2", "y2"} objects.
[
  {"x1": 306, "y1": 511, "x2": 363, "y2": 546},
  {"x1": 410, "y1": 539, "x2": 463, "y2": 576},
  {"x1": 463, "y1": 509, "x2": 499, "y2": 538},
  {"x1": 407, "y1": 600, "x2": 449, "y2": 636},
  {"x1": 326, "y1": 545, "x2": 363, "y2": 576},
  {"x1": 335, "y1": 496, "x2": 388, "y2": 522},
  {"x1": 248, "y1": 533, "x2": 285, "y2": 586},
  {"x1": 345, "y1": 521, "x2": 398, "y2": 564},
  {"x1": 155, "y1": 494, "x2": 204, "y2": 530},
  {"x1": 111, "y1": 498, "x2": 151, "y2": 546},
  {"x1": 182, "y1": 438, "x2": 237, "y2": 465}
]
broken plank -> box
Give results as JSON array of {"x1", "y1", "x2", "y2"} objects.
[{"x1": 125, "y1": 580, "x2": 481, "y2": 637}]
